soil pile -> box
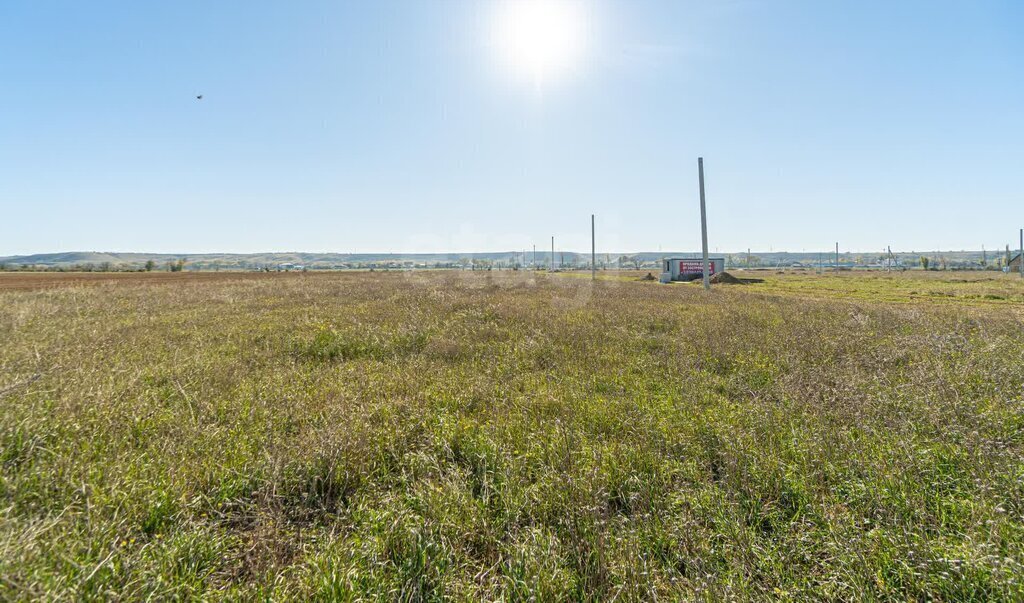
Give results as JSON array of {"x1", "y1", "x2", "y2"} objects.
[{"x1": 709, "y1": 271, "x2": 745, "y2": 285}]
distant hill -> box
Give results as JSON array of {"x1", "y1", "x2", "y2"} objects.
[
  {"x1": 0, "y1": 251, "x2": 555, "y2": 268},
  {"x1": 0, "y1": 250, "x2": 1007, "y2": 271}
]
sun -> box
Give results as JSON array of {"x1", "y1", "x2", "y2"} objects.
[{"x1": 492, "y1": 0, "x2": 588, "y2": 87}]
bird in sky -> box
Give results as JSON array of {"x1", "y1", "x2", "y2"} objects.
[{"x1": 196, "y1": 94, "x2": 203, "y2": 100}]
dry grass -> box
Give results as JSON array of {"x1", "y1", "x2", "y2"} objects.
[
  {"x1": 0, "y1": 271, "x2": 330, "y2": 291},
  {"x1": 1, "y1": 271, "x2": 1023, "y2": 600}
]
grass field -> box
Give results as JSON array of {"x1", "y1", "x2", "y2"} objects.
[{"x1": 2, "y1": 271, "x2": 1023, "y2": 600}]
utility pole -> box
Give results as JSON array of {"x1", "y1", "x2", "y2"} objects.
[
  {"x1": 835, "y1": 242, "x2": 839, "y2": 273},
  {"x1": 1019, "y1": 229, "x2": 1023, "y2": 277},
  {"x1": 698, "y1": 157, "x2": 710, "y2": 291},
  {"x1": 533, "y1": 245, "x2": 536, "y2": 270},
  {"x1": 591, "y1": 214, "x2": 596, "y2": 280},
  {"x1": 551, "y1": 236, "x2": 555, "y2": 272}
]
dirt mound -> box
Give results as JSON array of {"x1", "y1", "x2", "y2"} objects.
[
  {"x1": 709, "y1": 271, "x2": 745, "y2": 285},
  {"x1": 638, "y1": 272, "x2": 657, "y2": 281}
]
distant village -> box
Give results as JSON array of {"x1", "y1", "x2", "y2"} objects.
[{"x1": 1, "y1": 250, "x2": 1021, "y2": 273}]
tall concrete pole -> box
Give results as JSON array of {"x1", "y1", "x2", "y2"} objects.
[
  {"x1": 532, "y1": 245, "x2": 536, "y2": 270},
  {"x1": 551, "y1": 236, "x2": 555, "y2": 272},
  {"x1": 698, "y1": 157, "x2": 710, "y2": 291},
  {"x1": 1019, "y1": 229, "x2": 1023, "y2": 277},
  {"x1": 591, "y1": 214, "x2": 596, "y2": 281},
  {"x1": 835, "y1": 242, "x2": 840, "y2": 273}
]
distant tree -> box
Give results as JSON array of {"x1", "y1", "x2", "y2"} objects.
[
  {"x1": 939, "y1": 256, "x2": 948, "y2": 271},
  {"x1": 144, "y1": 260, "x2": 156, "y2": 272},
  {"x1": 614, "y1": 254, "x2": 638, "y2": 268},
  {"x1": 920, "y1": 256, "x2": 929, "y2": 270}
]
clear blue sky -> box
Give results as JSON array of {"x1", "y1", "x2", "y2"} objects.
[{"x1": 1, "y1": 0, "x2": 1021, "y2": 256}]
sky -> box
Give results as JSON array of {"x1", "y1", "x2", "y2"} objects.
[{"x1": 1, "y1": 0, "x2": 1022, "y2": 256}]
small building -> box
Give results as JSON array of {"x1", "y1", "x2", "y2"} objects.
[
  {"x1": 1009, "y1": 253, "x2": 1022, "y2": 272},
  {"x1": 662, "y1": 257, "x2": 726, "y2": 281}
]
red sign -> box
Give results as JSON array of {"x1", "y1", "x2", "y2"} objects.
[{"x1": 677, "y1": 260, "x2": 715, "y2": 275}]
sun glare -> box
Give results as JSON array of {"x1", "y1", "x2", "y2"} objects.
[{"x1": 492, "y1": 0, "x2": 588, "y2": 87}]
